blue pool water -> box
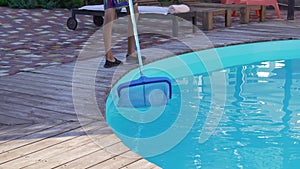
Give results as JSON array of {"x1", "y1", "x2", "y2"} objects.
[{"x1": 106, "y1": 40, "x2": 300, "y2": 168}]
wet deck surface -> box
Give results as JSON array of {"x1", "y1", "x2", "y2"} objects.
[{"x1": 1, "y1": 6, "x2": 300, "y2": 168}]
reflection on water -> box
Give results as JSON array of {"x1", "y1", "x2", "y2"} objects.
[{"x1": 147, "y1": 58, "x2": 300, "y2": 169}]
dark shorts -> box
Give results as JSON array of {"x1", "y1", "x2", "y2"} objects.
[{"x1": 104, "y1": 0, "x2": 137, "y2": 9}]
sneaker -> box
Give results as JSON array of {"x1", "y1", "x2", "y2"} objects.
[{"x1": 104, "y1": 58, "x2": 122, "y2": 68}]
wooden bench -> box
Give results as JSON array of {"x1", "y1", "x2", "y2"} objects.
[
  {"x1": 190, "y1": 7, "x2": 232, "y2": 30},
  {"x1": 183, "y1": 2, "x2": 266, "y2": 24}
]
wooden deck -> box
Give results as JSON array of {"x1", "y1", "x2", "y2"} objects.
[{"x1": 1, "y1": 9, "x2": 300, "y2": 168}]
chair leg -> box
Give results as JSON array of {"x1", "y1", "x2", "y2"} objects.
[
  {"x1": 273, "y1": 4, "x2": 282, "y2": 19},
  {"x1": 255, "y1": 10, "x2": 260, "y2": 17},
  {"x1": 232, "y1": 10, "x2": 236, "y2": 16}
]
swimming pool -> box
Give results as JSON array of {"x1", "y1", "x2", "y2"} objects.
[{"x1": 106, "y1": 40, "x2": 300, "y2": 168}]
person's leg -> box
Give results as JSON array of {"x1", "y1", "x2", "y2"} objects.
[
  {"x1": 103, "y1": 8, "x2": 122, "y2": 68},
  {"x1": 126, "y1": 4, "x2": 139, "y2": 57},
  {"x1": 103, "y1": 8, "x2": 116, "y2": 62}
]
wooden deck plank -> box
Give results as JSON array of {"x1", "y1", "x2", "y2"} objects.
[
  {"x1": 30, "y1": 70, "x2": 115, "y2": 88},
  {"x1": 0, "y1": 84, "x2": 97, "y2": 117},
  {"x1": 0, "y1": 78, "x2": 74, "y2": 97},
  {"x1": 0, "y1": 121, "x2": 106, "y2": 165},
  {"x1": 207, "y1": 32, "x2": 273, "y2": 40},
  {"x1": 0, "y1": 122, "x2": 78, "y2": 153},
  {"x1": 0, "y1": 84, "x2": 107, "y2": 111},
  {"x1": 87, "y1": 151, "x2": 142, "y2": 169},
  {"x1": 0, "y1": 110, "x2": 39, "y2": 125},
  {"x1": 32, "y1": 60, "x2": 115, "y2": 79},
  {"x1": 1, "y1": 136, "x2": 93, "y2": 168},
  {"x1": 0, "y1": 126, "x2": 112, "y2": 168},
  {"x1": 0, "y1": 103, "x2": 77, "y2": 123},
  {"x1": 0, "y1": 123, "x2": 81, "y2": 164},
  {"x1": 221, "y1": 26, "x2": 300, "y2": 37},
  {"x1": 151, "y1": 166, "x2": 163, "y2": 169},
  {"x1": 21, "y1": 65, "x2": 113, "y2": 84},
  {"x1": 20, "y1": 134, "x2": 121, "y2": 169},
  {"x1": 0, "y1": 122, "x2": 61, "y2": 145},
  {"x1": 0, "y1": 71, "x2": 110, "y2": 103},
  {"x1": 0, "y1": 124, "x2": 32, "y2": 136},
  {"x1": 120, "y1": 158, "x2": 160, "y2": 169},
  {"x1": 53, "y1": 142, "x2": 129, "y2": 169},
  {"x1": 0, "y1": 93, "x2": 77, "y2": 116},
  {"x1": 0, "y1": 84, "x2": 74, "y2": 103},
  {"x1": 0, "y1": 90, "x2": 106, "y2": 121},
  {"x1": 7, "y1": 71, "x2": 111, "y2": 92},
  {"x1": 15, "y1": 71, "x2": 74, "y2": 83},
  {"x1": 0, "y1": 76, "x2": 75, "y2": 95},
  {"x1": 0, "y1": 114, "x2": 34, "y2": 126},
  {"x1": 0, "y1": 89, "x2": 75, "y2": 110},
  {"x1": 233, "y1": 24, "x2": 294, "y2": 32}
]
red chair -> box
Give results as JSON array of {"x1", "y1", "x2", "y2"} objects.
[{"x1": 222, "y1": 0, "x2": 282, "y2": 19}]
